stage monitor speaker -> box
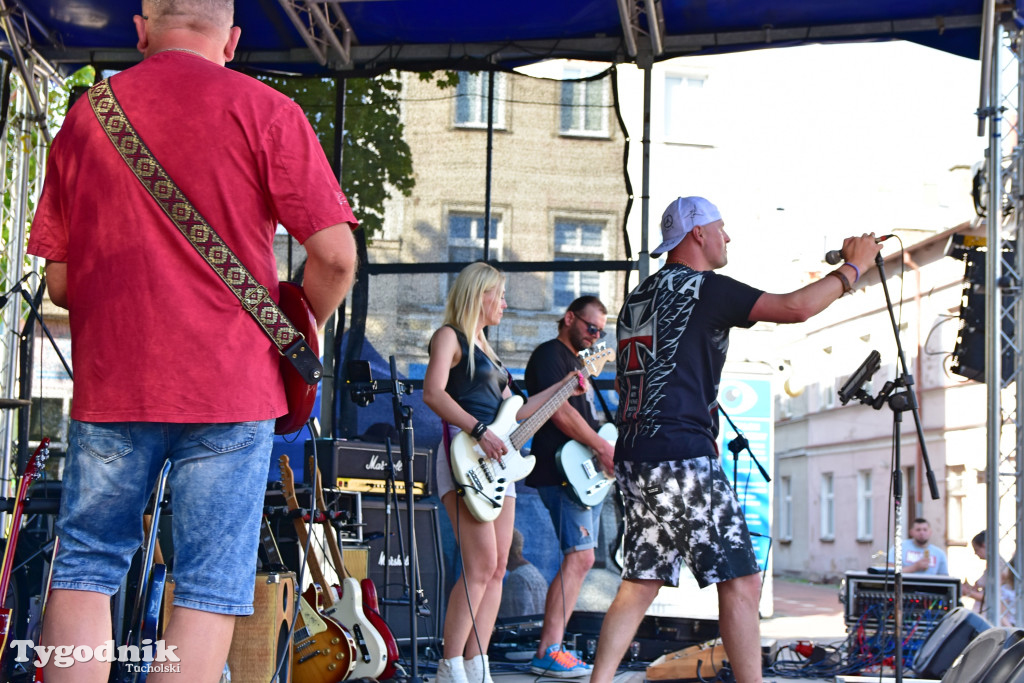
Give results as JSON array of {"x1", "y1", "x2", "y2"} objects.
[
  {"x1": 361, "y1": 497, "x2": 445, "y2": 645},
  {"x1": 942, "y1": 627, "x2": 1024, "y2": 683},
  {"x1": 979, "y1": 636, "x2": 1024, "y2": 683},
  {"x1": 913, "y1": 607, "x2": 991, "y2": 679},
  {"x1": 227, "y1": 571, "x2": 296, "y2": 683}
]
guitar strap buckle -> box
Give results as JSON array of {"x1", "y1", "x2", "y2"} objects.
[{"x1": 283, "y1": 337, "x2": 323, "y2": 385}]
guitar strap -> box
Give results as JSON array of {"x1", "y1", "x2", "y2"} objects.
[
  {"x1": 589, "y1": 375, "x2": 616, "y2": 424},
  {"x1": 86, "y1": 78, "x2": 321, "y2": 384}
]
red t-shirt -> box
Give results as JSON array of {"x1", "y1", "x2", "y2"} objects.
[{"x1": 28, "y1": 52, "x2": 357, "y2": 423}]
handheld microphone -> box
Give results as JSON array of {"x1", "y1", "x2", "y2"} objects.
[{"x1": 824, "y1": 234, "x2": 894, "y2": 265}]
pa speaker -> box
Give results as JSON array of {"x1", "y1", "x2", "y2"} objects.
[
  {"x1": 942, "y1": 627, "x2": 1024, "y2": 683},
  {"x1": 913, "y1": 607, "x2": 991, "y2": 679},
  {"x1": 361, "y1": 497, "x2": 445, "y2": 645},
  {"x1": 980, "y1": 636, "x2": 1024, "y2": 683}
]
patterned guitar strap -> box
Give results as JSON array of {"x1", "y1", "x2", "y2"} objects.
[{"x1": 87, "y1": 78, "x2": 321, "y2": 384}]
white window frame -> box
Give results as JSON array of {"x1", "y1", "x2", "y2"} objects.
[
  {"x1": 662, "y1": 70, "x2": 715, "y2": 146},
  {"x1": 446, "y1": 209, "x2": 503, "y2": 290},
  {"x1": 454, "y1": 71, "x2": 507, "y2": 129},
  {"x1": 552, "y1": 217, "x2": 606, "y2": 309},
  {"x1": 856, "y1": 470, "x2": 873, "y2": 541},
  {"x1": 559, "y1": 66, "x2": 609, "y2": 138},
  {"x1": 820, "y1": 473, "x2": 835, "y2": 541},
  {"x1": 779, "y1": 476, "x2": 793, "y2": 541}
]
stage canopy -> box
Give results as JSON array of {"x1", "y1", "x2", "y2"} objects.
[{"x1": 2, "y1": 0, "x2": 1016, "y2": 77}]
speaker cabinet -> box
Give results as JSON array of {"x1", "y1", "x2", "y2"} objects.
[
  {"x1": 944, "y1": 627, "x2": 1024, "y2": 683},
  {"x1": 978, "y1": 634, "x2": 1024, "y2": 683},
  {"x1": 361, "y1": 498, "x2": 445, "y2": 644},
  {"x1": 913, "y1": 607, "x2": 991, "y2": 679},
  {"x1": 227, "y1": 571, "x2": 296, "y2": 683}
]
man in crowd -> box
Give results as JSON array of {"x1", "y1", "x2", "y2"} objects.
[
  {"x1": 589, "y1": 196, "x2": 881, "y2": 683},
  {"x1": 888, "y1": 518, "x2": 949, "y2": 575},
  {"x1": 28, "y1": 1, "x2": 358, "y2": 680},
  {"x1": 524, "y1": 296, "x2": 616, "y2": 677}
]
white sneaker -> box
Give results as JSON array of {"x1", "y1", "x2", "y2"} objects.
[
  {"x1": 437, "y1": 656, "x2": 469, "y2": 683},
  {"x1": 465, "y1": 654, "x2": 494, "y2": 683}
]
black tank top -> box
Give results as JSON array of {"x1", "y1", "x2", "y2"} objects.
[{"x1": 442, "y1": 325, "x2": 508, "y2": 424}]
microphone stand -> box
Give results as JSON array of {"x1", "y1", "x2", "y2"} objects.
[
  {"x1": 719, "y1": 405, "x2": 771, "y2": 492},
  {"x1": 388, "y1": 355, "x2": 425, "y2": 683},
  {"x1": 838, "y1": 252, "x2": 939, "y2": 683}
]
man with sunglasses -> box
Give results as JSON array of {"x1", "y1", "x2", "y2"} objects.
[{"x1": 523, "y1": 295, "x2": 614, "y2": 676}]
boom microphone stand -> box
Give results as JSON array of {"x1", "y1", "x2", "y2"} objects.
[
  {"x1": 837, "y1": 252, "x2": 939, "y2": 683},
  {"x1": 349, "y1": 356, "x2": 426, "y2": 683}
]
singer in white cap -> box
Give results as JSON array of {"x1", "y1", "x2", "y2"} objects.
[{"x1": 590, "y1": 197, "x2": 881, "y2": 683}]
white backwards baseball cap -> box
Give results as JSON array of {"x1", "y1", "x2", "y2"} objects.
[{"x1": 652, "y1": 196, "x2": 722, "y2": 257}]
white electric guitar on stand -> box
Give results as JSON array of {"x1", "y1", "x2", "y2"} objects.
[{"x1": 450, "y1": 344, "x2": 614, "y2": 522}]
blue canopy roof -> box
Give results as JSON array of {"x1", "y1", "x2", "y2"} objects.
[{"x1": 4, "y1": 0, "x2": 1013, "y2": 76}]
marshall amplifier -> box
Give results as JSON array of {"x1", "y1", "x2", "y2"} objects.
[{"x1": 305, "y1": 439, "x2": 433, "y2": 498}]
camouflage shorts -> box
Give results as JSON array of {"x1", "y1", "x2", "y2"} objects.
[{"x1": 616, "y1": 457, "x2": 759, "y2": 588}]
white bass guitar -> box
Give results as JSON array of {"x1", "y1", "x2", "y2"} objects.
[{"x1": 450, "y1": 344, "x2": 614, "y2": 522}]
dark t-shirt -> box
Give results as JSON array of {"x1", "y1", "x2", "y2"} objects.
[
  {"x1": 524, "y1": 338, "x2": 600, "y2": 487},
  {"x1": 441, "y1": 325, "x2": 508, "y2": 424},
  {"x1": 615, "y1": 265, "x2": 763, "y2": 463}
]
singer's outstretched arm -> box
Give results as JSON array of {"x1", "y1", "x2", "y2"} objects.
[{"x1": 748, "y1": 233, "x2": 881, "y2": 324}]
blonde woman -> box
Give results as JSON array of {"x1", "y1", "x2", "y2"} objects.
[{"x1": 423, "y1": 262, "x2": 583, "y2": 683}]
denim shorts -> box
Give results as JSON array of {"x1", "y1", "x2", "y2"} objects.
[
  {"x1": 536, "y1": 485, "x2": 604, "y2": 554},
  {"x1": 616, "y1": 457, "x2": 759, "y2": 589},
  {"x1": 52, "y1": 420, "x2": 274, "y2": 616}
]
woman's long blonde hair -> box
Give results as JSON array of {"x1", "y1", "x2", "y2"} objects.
[{"x1": 443, "y1": 262, "x2": 505, "y2": 378}]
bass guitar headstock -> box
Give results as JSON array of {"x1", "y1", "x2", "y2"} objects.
[{"x1": 579, "y1": 343, "x2": 615, "y2": 379}]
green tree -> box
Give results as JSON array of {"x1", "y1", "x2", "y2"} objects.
[{"x1": 257, "y1": 71, "x2": 414, "y2": 241}]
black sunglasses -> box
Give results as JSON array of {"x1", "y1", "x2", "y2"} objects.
[{"x1": 575, "y1": 315, "x2": 606, "y2": 338}]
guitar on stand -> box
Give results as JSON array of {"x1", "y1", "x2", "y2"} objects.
[
  {"x1": 280, "y1": 455, "x2": 383, "y2": 680},
  {"x1": 309, "y1": 456, "x2": 400, "y2": 679},
  {"x1": 0, "y1": 439, "x2": 48, "y2": 673},
  {"x1": 449, "y1": 344, "x2": 614, "y2": 522}
]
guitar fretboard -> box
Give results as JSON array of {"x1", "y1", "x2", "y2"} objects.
[{"x1": 509, "y1": 373, "x2": 582, "y2": 452}]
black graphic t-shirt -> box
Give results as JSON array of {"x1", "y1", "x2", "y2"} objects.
[{"x1": 615, "y1": 265, "x2": 763, "y2": 463}]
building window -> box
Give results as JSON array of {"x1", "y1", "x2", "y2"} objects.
[
  {"x1": 447, "y1": 211, "x2": 502, "y2": 290},
  {"x1": 560, "y1": 67, "x2": 609, "y2": 137},
  {"x1": 821, "y1": 473, "x2": 835, "y2": 540},
  {"x1": 947, "y1": 465, "x2": 967, "y2": 544},
  {"x1": 663, "y1": 72, "x2": 714, "y2": 145},
  {"x1": 455, "y1": 72, "x2": 507, "y2": 129},
  {"x1": 857, "y1": 470, "x2": 873, "y2": 541},
  {"x1": 553, "y1": 218, "x2": 605, "y2": 308},
  {"x1": 779, "y1": 476, "x2": 793, "y2": 541}
]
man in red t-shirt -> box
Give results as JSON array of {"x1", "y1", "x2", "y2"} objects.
[{"x1": 27, "y1": 2, "x2": 357, "y2": 681}]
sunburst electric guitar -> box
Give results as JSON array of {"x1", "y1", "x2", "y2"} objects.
[
  {"x1": 309, "y1": 457, "x2": 400, "y2": 679},
  {"x1": 281, "y1": 455, "x2": 385, "y2": 680},
  {"x1": 449, "y1": 344, "x2": 614, "y2": 522}
]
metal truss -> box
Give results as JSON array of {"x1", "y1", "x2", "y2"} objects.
[
  {"x1": 615, "y1": 0, "x2": 665, "y2": 60},
  {"x1": 982, "y1": 10, "x2": 1024, "y2": 628},
  {"x1": 276, "y1": 0, "x2": 356, "y2": 69}
]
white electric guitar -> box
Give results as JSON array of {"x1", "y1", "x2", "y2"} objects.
[
  {"x1": 450, "y1": 343, "x2": 614, "y2": 522},
  {"x1": 556, "y1": 422, "x2": 618, "y2": 508}
]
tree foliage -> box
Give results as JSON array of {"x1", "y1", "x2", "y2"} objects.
[{"x1": 257, "y1": 71, "x2": 414, "y2": 241}]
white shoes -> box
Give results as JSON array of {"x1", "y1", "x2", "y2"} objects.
[
  {"x1": 464, "y1": 654, "x2": 494, "y2": 683},
  {"x1": 437, "y1": 656, "x2": 469, "y2": 683}
]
